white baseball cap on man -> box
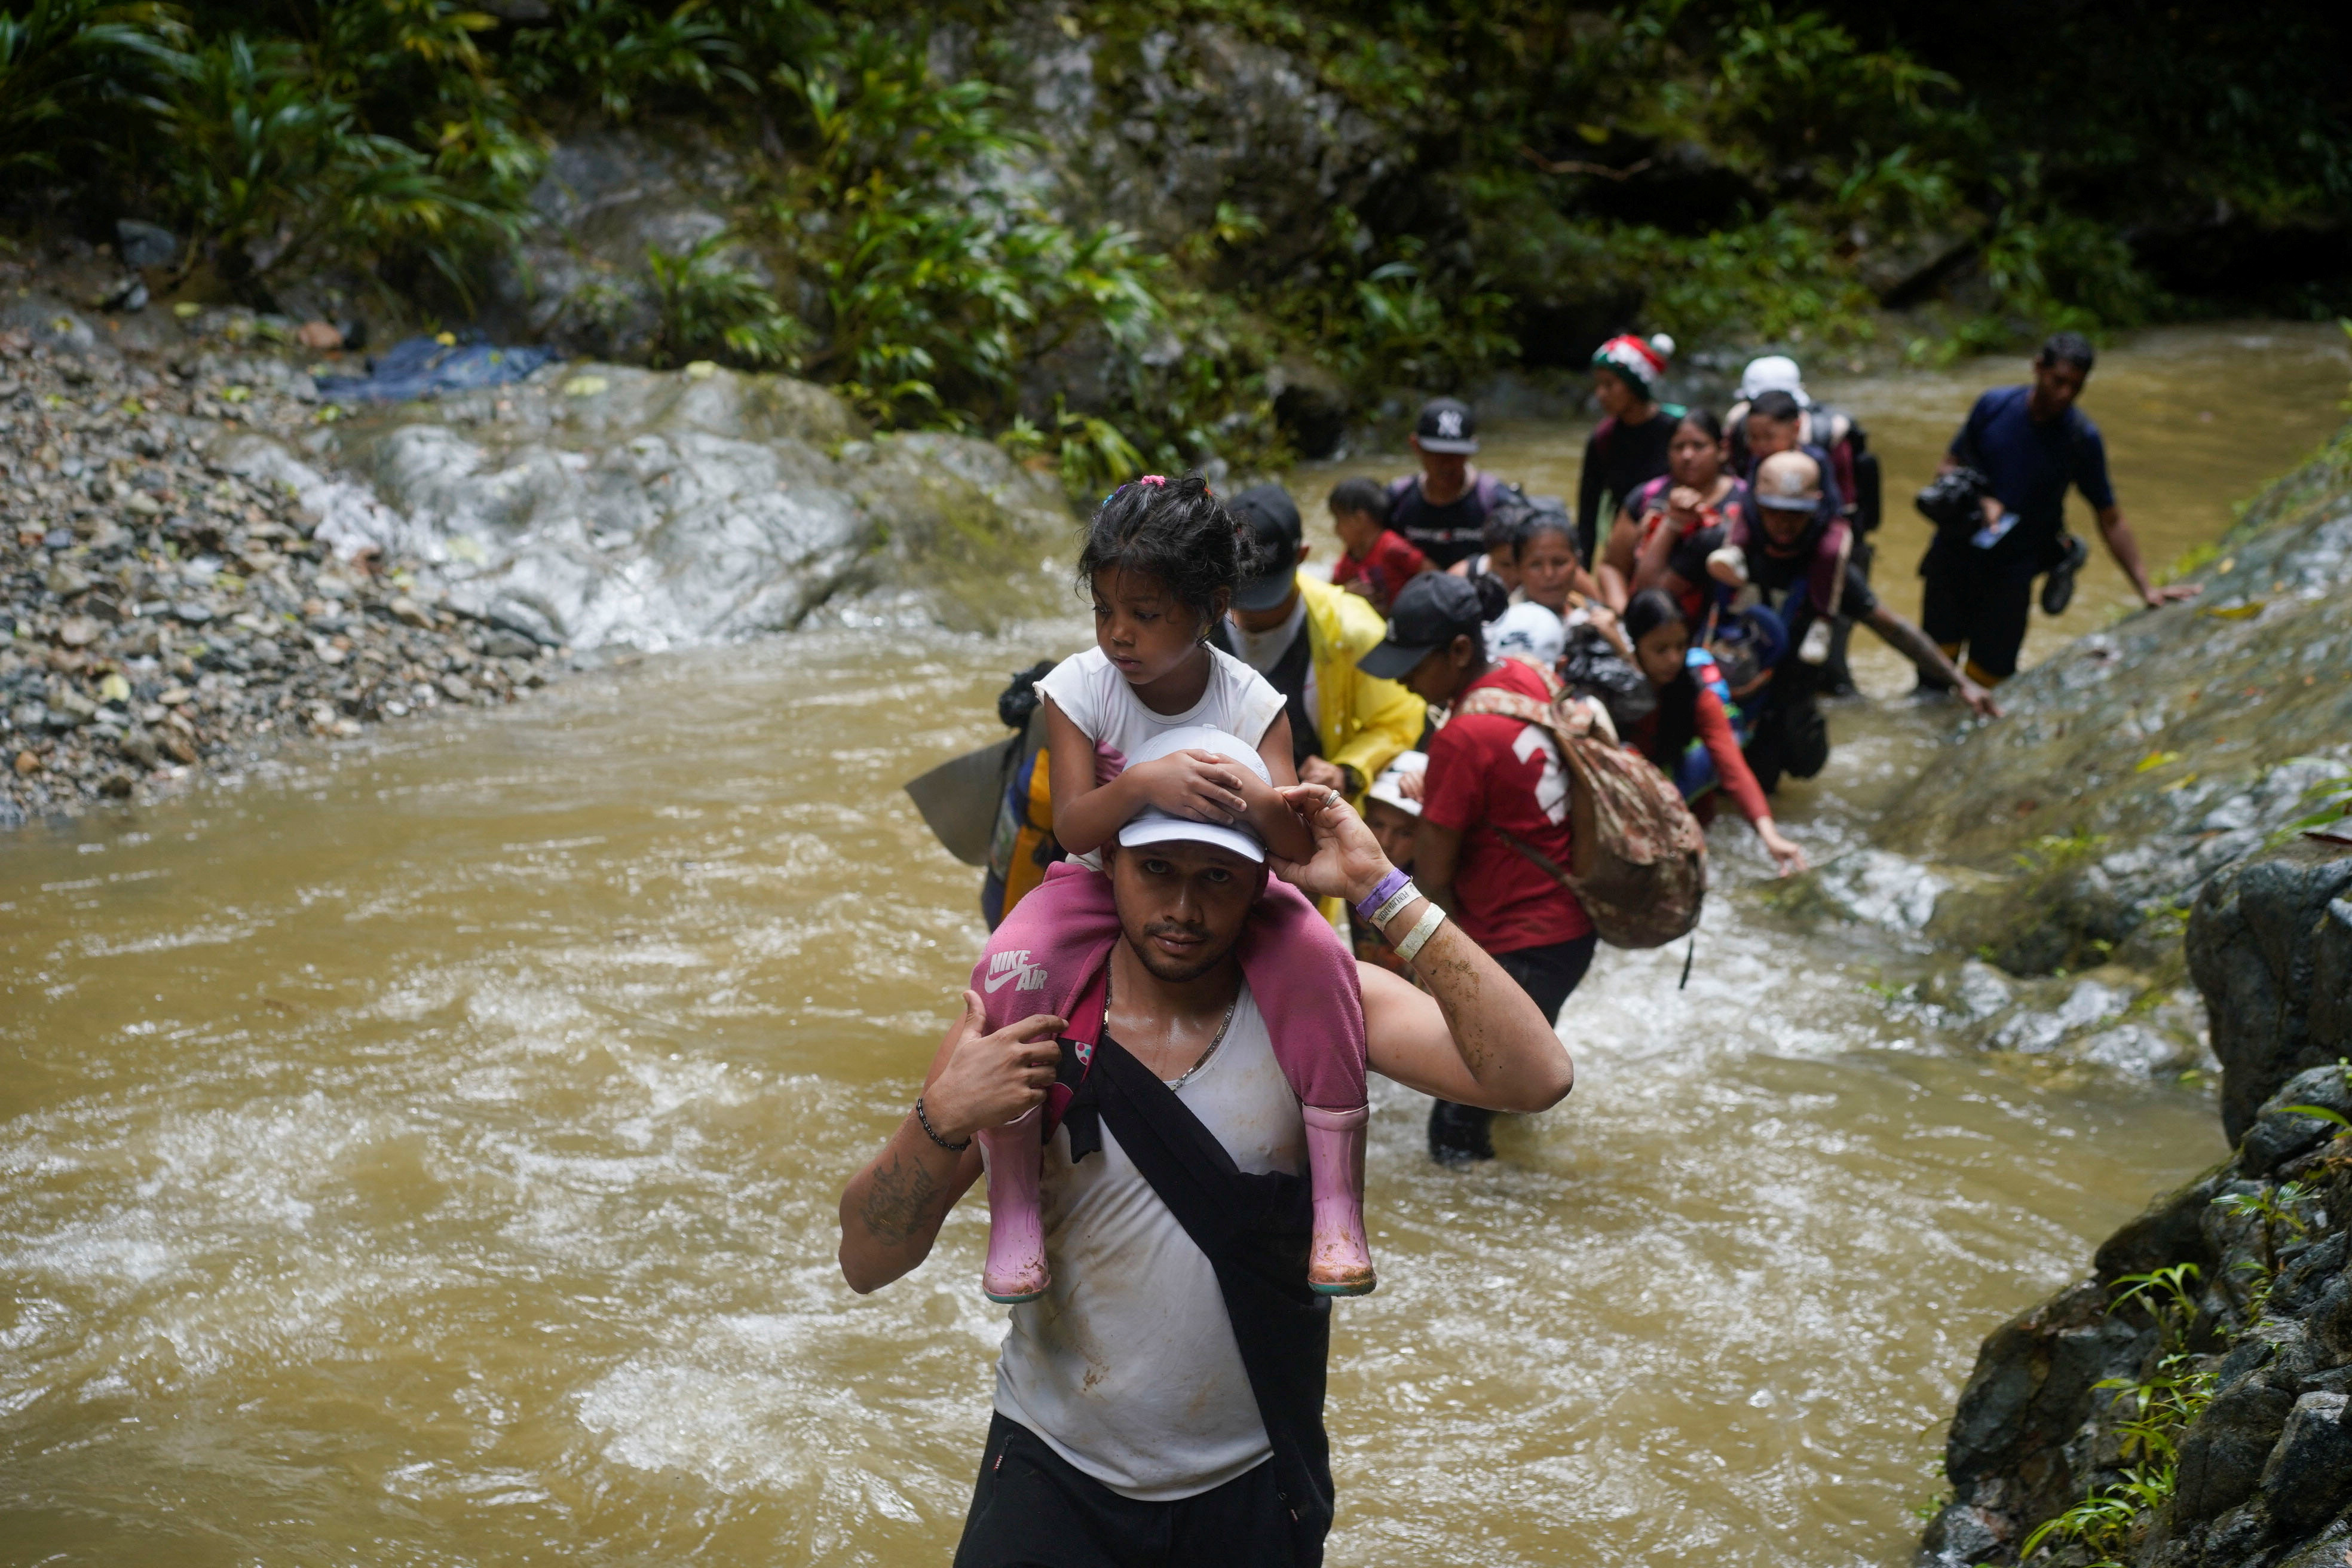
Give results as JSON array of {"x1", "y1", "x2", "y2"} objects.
[
  {"x1": 1115, "y1": 725, "x2": 1272, "y2": 862},
  {"x1": 1738, "y1": 354, "x2": 1805, "y2": 403}
]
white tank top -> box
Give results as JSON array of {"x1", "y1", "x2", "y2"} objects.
[{"x1": 992, "y1": 985, "x2": 1302, "y2": 1500}]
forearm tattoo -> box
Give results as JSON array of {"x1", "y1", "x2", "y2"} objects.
[{"x1": 858, "y1": 1149, "x2": 944, "y2": 1248}]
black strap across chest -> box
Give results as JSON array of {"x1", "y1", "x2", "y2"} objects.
[{"x1": 1055, "y1": 1031, "x2": 1335, "y2": 1564}]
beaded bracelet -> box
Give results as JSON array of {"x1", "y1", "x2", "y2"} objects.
[
  {"x1": 1353, "y1": 866, "x2": 1413, "y2": 924},
  {"x1": 914, "y1": 1095, "x2": 971, "y2": 1152}
]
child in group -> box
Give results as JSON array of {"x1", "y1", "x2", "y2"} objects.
[
  {"x1": 1328, "y1": 475, "x2": 1431, "y2": 614},
  {"x1": 1619, "y1": 589, "x2": 1808, "y2": 876},
  {"x1": 969, "y1": 473, "x2": 1377, "y2": 1304},
  {"x1": 1350, "y1": 753, "x2": 1426, "y2": 977}
]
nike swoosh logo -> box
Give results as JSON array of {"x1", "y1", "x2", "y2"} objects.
[{"x1": 982, "y1": 968, "x2": 1031, "y2": 994}]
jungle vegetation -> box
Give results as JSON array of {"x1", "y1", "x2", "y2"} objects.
[{"x1": 4, "y1": 0, "x2": 2346, "y2": 486}]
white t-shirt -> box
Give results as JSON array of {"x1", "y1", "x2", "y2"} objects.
[
  {"x1": 993, "y1": 985, "x2": 1300, "y2": 1500},
  {"x1": 1036, "y1": 645, "x2": 1288, "y2": 867}
]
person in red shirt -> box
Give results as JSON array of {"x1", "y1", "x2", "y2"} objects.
[
  {"x1": 1358, "y1": 571, "x2": 1595, "y2": 1162},
  {"x1": 1617, "y1": 589, "x2": 1807, "y2": 876},
  {"x1": 1326, "y1": 475, "x2": 1431, "y2": 614}
]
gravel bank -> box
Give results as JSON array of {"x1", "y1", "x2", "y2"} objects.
[{"x1": 0, "y1": 303, "x2": 561, "y2": 828}]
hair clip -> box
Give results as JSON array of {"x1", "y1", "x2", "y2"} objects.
[{"x1": 1138, "y1": 474, "x2": 1168, "y2": 488}]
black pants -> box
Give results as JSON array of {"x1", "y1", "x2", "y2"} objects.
[
  {"x1": 1919, "y1": 538, "x2": 2037, "y2": 682},
  {"x1": 955, "y1": 1413, "x2": 1297, "y2": 1568},
  {"x1": 1820, "y1": 534, "x2": 1874, "y2": 696},
  {"x1": 1428, "y1": 933, "x2": 1598, "y2": 1162}
]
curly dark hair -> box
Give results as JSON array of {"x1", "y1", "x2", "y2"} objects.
[{"x1": 1074, "y1": 473, "x2": 1245, "y2": 632}]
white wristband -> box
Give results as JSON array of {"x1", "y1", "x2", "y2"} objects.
[
  {"x1": 1393, "y1": 904, "x2": 1446, "y2": 964},
  {"x1": 1370, "y1": 879, "x2": 1421, "y2": 928}
]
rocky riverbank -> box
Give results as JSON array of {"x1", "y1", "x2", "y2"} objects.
[
  {"x1": 0, "y1": 298, "x2": 571, "y2": 825},
  {"x1": 0, "y1": 267, "x2": 1073, "y2": 826},
  {"x1": 1912, "y1": 416, "x2": 2352, "y2": 1564},
  {"x1": 1919, "y1": 831, "x2": 2352, "y2": 1568}
]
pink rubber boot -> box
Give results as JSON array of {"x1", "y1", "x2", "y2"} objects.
[
  {"x1": 1303, "y1": 1104, "x2": 1375, "y2": 1296},
  {"x1": 978, "y1": 1108, "x2": 1049, "y2": 1304}
]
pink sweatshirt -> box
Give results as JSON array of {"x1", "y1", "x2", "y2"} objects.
[{"x1": 970, "y1": 861, "x2": 1368, "y2": 1124}]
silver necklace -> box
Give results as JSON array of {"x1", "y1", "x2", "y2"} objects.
[{"x1": 1105, "y1": 967, "x2": 1241, "y2": 1091}]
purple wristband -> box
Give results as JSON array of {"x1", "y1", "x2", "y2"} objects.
[{"x1": 1354, "y1": 866, "x2": 1412, "y2": 924}]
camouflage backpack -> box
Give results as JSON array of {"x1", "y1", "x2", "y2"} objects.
[{"x1": 1452, "y1": 664, "x2": 1707, "y2": 949}]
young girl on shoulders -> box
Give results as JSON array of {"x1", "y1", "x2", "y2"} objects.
[{"x1": 968, "y1": 474, "x2": 1377, "y2": 1306}]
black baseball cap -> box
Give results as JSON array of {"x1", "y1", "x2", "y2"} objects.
[
  {"x1": 1413, "y1": 396, "x2": 1478, "y2": 455},
  {"x1": 1358, "y1": 571, "x2": 1483, "y2": 680},
  {"x1": 1228, "y1": 483, "x2": 1305, "y2": 612}
]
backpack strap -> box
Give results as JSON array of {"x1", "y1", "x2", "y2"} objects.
[{"x1": 1487, "y1": 822, "x2": 1575, "y2": 892}]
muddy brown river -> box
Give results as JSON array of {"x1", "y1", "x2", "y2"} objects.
[{"x1": 3, "y1": 324, "x2": 2347, "y2": 1564}]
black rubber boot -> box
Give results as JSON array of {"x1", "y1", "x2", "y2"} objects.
[
  {"x1": 2041, "y1": 533, "x2": 2088, "y2": 615},
  {"x1": 1427, "y1": 1099, "x2": 1496, "y2": 1164}
]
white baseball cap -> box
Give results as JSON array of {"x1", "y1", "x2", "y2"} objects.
[
  {"x1": 1739, "y1": 354, "x2": 1805, "y2": 403},
  {"x1": 1116, "y1": 725, "x2": 1272, "y2": 863},
  {"x1": 1484, "y1": 599, "x2": 1566, "y2": 667},
  {"x1": 1365, "y1": 751, "x2": 1428, "y2": 817}
]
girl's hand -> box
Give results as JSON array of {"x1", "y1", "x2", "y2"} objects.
[
  {"x1": 1666, "y1": 484, "x2": 1705, "y2": 525},
  {"x1": 1137, "y1": 749, "x2": 1254, "y2": 822},
  {"x1": 1758, "y1": 821, "x2": 1809, "y2": 877}
]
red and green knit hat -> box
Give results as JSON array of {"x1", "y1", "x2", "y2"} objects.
[{"x1": 1591, "y1": 332, "x2": 1676, "y2": 399}]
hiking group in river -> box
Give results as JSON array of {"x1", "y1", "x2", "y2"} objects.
[{"x1": 852, "y1": 331, "x2": 2194, "y2": 1566}]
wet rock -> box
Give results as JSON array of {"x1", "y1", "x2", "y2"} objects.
[
  {"x1": 2188, "y1": 835, "x2": 2352, "y2": 1141},
  {"x1": 2241, "y1": 1066, "x2": 2352, "y2": 1177},
  {"x1": 114, "y1": 220, "x2": 179, "y2": 270},
  {"x1": 296, "y1": 362, "x2": 1066, "y2": 648},
  {"x1": 1944, "y1": 1279, "x2": 2147, "y2": 1520},
  {"x1": 2261, "y1": 1393, "x2": 2352, "y2": 1532},
  {"x1": 2176, "y1": 1377, "x2": 2296, "y2": 1522},
  {"x1": 1916, "y1": 1497, "x2": 2010, "y2": 1567},
  {"x1": 2094, "y1": 1172, "x2": 2224, "y2": 1285}
]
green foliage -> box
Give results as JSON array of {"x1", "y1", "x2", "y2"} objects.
[
  {"x1": 0, "y1": 0, "x2": 185, "y2": 176},
  {"x1": 154, "y1": 32, "x2": 519, "y2": 291},
  {"x1": 508, "y1": 0, "x2": 754, "y2": 119},
  {"x1": 2109, "y1": 1262, "x2": 2202, "y2": 1348},
  {"x1": 19, "y1": 0, "x2": 2349, "y2": 461},
  {"x1": 764, "y1": 24, "x2": 1181, "y2": 471},
  {"x1": 644, "y1": 232, "x2": 802, "y2": 368},
  {"x1": 2019, "y1": 1463, "x2": 2175, "y2": 1566}
]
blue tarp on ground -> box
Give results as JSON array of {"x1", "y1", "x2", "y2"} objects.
[{"x1": 314, "y1": 336, "x2": 559, "y2": 403}]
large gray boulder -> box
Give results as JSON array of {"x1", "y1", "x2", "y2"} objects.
[
  {"x1": 211, "y1": 363, "x2": 1071, "y2": 650},
  {"x1": 2188, "y1": 835, "x2": 2352, "y2": 1142}
]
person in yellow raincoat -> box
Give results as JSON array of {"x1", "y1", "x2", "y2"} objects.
[{"x1": 1212, "y1": 483, "x2": 1427, "y2": 921}]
